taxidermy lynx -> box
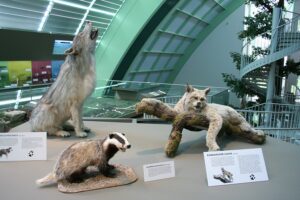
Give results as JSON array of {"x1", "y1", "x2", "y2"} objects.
[{"x1": 174, "y1": 85, "x2": 265, "y2": 151}]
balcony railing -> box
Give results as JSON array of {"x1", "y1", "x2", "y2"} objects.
[{"x1": 241, "y1": 13, "x2": 300, "y2": 77}]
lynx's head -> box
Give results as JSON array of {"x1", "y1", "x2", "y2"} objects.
[{"x1": 183, "y1": 84, "x2": 210, "y2": 112}]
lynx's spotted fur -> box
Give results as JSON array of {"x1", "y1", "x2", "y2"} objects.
[{"x1": 174, "y1": 85, "x2": 265, "y2": 151}]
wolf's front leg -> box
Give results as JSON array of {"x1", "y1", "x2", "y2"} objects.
[
  {"x1": 206, "y1": 114, "x2": 223, "y2": 151},
  {"x1": 70, "y1": 105, "x2": 87, "y2": 138},
  {"x1": 78, "y1": 105, "x2": 91, "y2": 132},
  {"x1": 81, "y1": 122, "x2": 91, "y2": 133}
]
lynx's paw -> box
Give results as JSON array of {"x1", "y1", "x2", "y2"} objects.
[{"x1": 208, "y1": 143, "x2": 220, "y2": 151}]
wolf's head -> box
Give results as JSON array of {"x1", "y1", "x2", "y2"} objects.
[
  {"x1": 65, "y1": 21, "x2": 99, "y2": 56},
  {"x1": 183, "y1": 84, "x2": 210, "y2": 112}
]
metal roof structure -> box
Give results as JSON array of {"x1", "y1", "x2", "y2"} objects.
[
  {"x1": 0, "y1": 0, "x2": 244, "y2": 85},
  {"x1": 0, "y1": 0, "x2": 125, "y2": 41},
  {"x1": 116, "y1": 0, "x2": 243, "y2": 84}
]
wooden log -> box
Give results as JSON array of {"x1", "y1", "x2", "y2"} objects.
[
  {"x1": 135, "y1": 98, "x2": 177, "y2": 122},
  {"x1": 136, "y1": 98, "x2": 210, "y2": 157},
  {"x1": 136, "y1": 98, "x2": 265, "y2": 157}
]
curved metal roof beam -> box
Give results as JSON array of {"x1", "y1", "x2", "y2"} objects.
[{"x1": 166, "y1": 0, "x2": 244, "y2": 83}]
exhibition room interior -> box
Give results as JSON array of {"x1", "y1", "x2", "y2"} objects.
[{"x1": 1, "y1": 0, "x2": 300, "y2": 199}]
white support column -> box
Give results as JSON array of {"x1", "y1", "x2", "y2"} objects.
[{"x1": 265, "y1": 7, "x2": 282, "y2": 125}]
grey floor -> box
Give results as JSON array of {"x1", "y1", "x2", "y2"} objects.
[{"x1": 1, "y1": 121, "x2": 300, "y2": 200}]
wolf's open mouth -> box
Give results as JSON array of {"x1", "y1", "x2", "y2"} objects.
[{"x1": 90, "y1": 28, "x2": 98, "y2": 40}]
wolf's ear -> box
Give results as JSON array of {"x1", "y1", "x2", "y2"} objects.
[
  {"x1": 204, "y1": 88, "x2": 210, "y2": 95},
  {"x1": 64, "y1": 47, "x2": 79, "y2": 56},
  {"x1": 186, "y1": 84, "x2": 194, "y2": 93}
]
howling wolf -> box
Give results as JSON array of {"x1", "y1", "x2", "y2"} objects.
[{"x1": 30, "y1": 21, "x2": 98, "y2": 137}]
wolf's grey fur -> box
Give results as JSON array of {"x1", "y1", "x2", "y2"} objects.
[
  {"x1": 30, "y1": 22, "x2": 98, "y2": 137},
  {"x1": 36, "y1": 132, "x2": 131, "y2": 186}
]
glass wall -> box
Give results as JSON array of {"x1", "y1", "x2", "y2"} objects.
[{"x1": 0, "y1": 80, "x2": 229, "y2": 119}]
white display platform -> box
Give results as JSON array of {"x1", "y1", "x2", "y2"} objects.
[{"x1": 1, "y1": 121, "x2": 300, "y2": 200}]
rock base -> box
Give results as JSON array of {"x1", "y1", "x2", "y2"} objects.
[{"x1": 57, "y1": 164, "x2": 138, "y2": 193}]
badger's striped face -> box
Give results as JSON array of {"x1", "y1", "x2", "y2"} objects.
[{"x1": 107, "y1": 132, "x2": 131, "y2": 152}]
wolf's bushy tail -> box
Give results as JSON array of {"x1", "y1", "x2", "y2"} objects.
[{"x1": 36, "y1": 173, "x2": 57, "y2": 186}]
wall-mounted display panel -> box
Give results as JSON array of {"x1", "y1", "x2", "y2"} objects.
[
  {"x1": 32, "y1": 61, "x2": 52, "y2": 84},
  {"x1": 7, "y1": 61, "x2": 32, "y2": 87}
]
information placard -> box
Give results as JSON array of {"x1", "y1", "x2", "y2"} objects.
[
  {"x1": 0, "y1": 132, "x2": 47, "y2": 161},
  {"x1": 143, "y1": 161, "x2": 175, "y2": 182},
  {"x1": 203, "y1": 148, "x2": 268, "y2": 186}
]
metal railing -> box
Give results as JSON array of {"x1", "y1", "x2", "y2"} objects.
[
  {"x1": 1, "y1": 80, "x2": 299, "y2": 145},
  {"x1": 274, "y1": 93, "x2": 300, "y2": 104},
  {"x1": 0, "y1": 80, "x2": 228, "y2": 118},
  {"x1": 242, "y1": 103, "x2": 300, "y2": 128},
  {"x1": 0, "y1": 84, "x2": 50, "y2": 111},
  {"x1": 143, "y1": 101, "x2": 300, "y2": 145},
  {"x1": 238, "y1": 103, "x2": 300, "y2": 143},
  {"x1": 241, "y1": 13, "x2": 300, "y2": 76}
]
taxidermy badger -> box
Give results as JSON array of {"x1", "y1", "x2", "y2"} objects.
[
  {"x1": 36, "y1": 132, "x2": 131, "y2": 186},
  {"x1": 30, "y1": 21, "x2": 98, "y2": 138}
]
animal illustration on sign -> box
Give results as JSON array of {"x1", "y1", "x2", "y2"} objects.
[
  {"x1": 0, "y1": 147, "x2": 12, "y2": 158},
  {"x1": 213, "y1": 168, "x2": 233, "y2": 183}
]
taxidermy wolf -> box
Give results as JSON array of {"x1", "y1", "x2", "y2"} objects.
[{"x1": 30, "y1": 21, "x2": 98, "y2": 137}]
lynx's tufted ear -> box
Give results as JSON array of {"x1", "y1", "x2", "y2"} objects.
[
  {"x1": 186, "y1": 84, "x2": 194, "y2": 93},
  {"x1": 64, "y1": 47, "x2": 79, "y2": 56},
  {"x1": 204, "y1": 87, "x2": 210, "y2": 95}
]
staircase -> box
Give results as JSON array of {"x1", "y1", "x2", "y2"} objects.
[
  {"x1": 240, "y1": 13, "x2": 300, "y2": 99},
  {"x1": 237, "y1": 10, "x2": 300, "y2": 142}
]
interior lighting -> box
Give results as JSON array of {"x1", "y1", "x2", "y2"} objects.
[
  {"x1": 52, "y1": 0, "x2": 115, "y2": 16},
  {"x1": 38, "y1": 0, "x2": 54, "y2": 32},
  {"x1": 98, "y1": 0, "x2": 121, "y2": 7},
  {"x1": 75, "y1": 0, "x2": 97, "y2": 35}
]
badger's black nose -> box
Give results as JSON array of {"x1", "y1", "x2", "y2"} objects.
[{"x1": 127, "y1": 144, "x2": 131, "y2": 149}]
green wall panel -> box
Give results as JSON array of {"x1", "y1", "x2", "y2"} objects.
[
  {"x1": 95, "y1": 0, "x2": 164, "y2": 86},
  {"x1": 167, "y1": 0, "x2": 244, "y2": 83}
]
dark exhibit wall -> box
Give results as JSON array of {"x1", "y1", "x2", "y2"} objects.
[
  {"x1": 0, "y1": 29, "x2": 73, "y2": 61},
  {"x1": 0, "y1": 60, "x2": 65, "y2": 87},
  {"x1": 0, "y1": 29, "x2": 73, "y2": 87}
]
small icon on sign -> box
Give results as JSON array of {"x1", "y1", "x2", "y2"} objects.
[
  {"x1": 250, "y1": 174, "x2": 255, "y2": 180},
  {"x1": 28, "y1": 150, "x2": 34, "y2": 157}
]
